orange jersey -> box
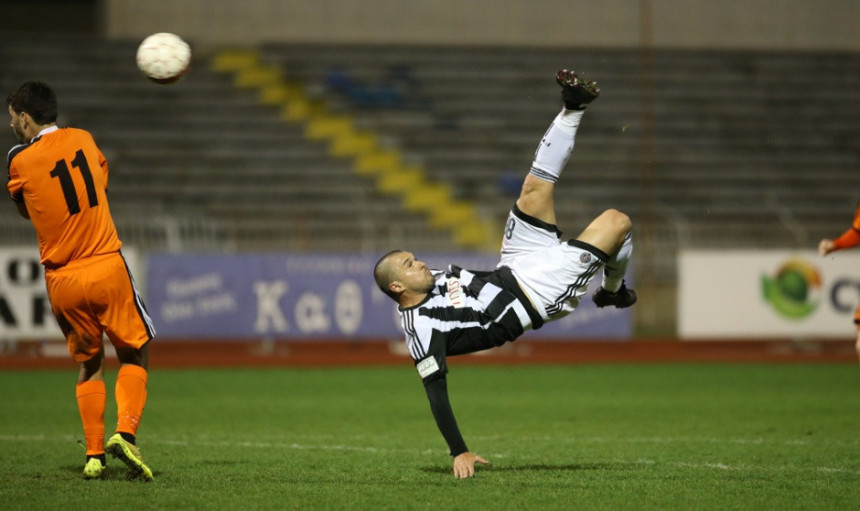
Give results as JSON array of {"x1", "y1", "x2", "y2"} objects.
[{"x1": 7, "y1": 126, "x2": 121, "y2": 267}]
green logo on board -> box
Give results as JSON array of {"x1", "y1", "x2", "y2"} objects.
[{"x1": 762, "y1": 259, "x2": 821, "y2": 319}]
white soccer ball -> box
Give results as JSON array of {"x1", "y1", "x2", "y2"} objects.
[{"x1": 136, "y1": 33, "x2": 191, "y2": 84}]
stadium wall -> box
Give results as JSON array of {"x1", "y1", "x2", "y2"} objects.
[{"x1": 104, "y1": 0, "x2": 860, "y2": 51}]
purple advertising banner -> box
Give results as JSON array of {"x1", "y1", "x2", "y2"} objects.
[{"x1": 145, "y1": 253, "x2": 632, "y2": 341}]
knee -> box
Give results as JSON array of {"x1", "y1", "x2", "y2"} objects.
[{"x1": 601, "y1": 209, "x2": 632, "y2": 235}]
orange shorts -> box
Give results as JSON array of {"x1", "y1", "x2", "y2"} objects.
[
  {"x1": 44, "y1": 251, "x2": 156, "y2": 362},
  {"x1": 855, "y1": 305, "x2": 860, "y2": 325}
]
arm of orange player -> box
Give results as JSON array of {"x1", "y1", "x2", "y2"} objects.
[
  {"x1": 820, "y1": 202, "x2": 860, "y2": 256},
  {"x1": 820, "y1": 228, "x2": 860, "y2": 256}
]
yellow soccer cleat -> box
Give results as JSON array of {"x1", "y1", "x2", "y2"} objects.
[
  {"x1": 82, "y1": 457, "x2": 106, "y2": 479},
  {"x1": 106, "y1": 433, "x2": 154, "y2": 481}
]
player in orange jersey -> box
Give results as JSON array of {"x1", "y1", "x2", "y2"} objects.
[
  {"x1": 6, "y1": 81, "x2": 155, "y2": 480},
  {"x1": 818, "y1": 201, "x2": 860, "y2": 362}
]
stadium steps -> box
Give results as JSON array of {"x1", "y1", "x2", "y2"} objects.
[
  {"x1": 210, "y1": 49, "x2": 496, "y2": 249},
  {"x1": 1, "y1": 37, "x2": 460, "y2": 253},
  {"x1": 252, "y1": 42, "x2": 859, "y2": 283},
  {"x1": 3, "y1": 38, "x2": 859, "y2": 265}
]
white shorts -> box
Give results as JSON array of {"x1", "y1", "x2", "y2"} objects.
[{"x1": 498, "y1": 206, "x2": 607, "y2": 320}]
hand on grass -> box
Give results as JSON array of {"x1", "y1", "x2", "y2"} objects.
[{"x1": 453, "y1": 452, "x2": 489, "y2": 479}]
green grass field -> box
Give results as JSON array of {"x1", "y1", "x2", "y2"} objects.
[{"x1": 1, "y1": 363, "x2": 858, "y2": 510}]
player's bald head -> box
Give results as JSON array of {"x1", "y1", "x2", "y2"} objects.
[{"x1": 373, "y1": 249, "x2": 406, "y2": 299}]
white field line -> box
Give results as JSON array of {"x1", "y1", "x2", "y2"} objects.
[
  {"x1": 470, "y1": 434, "x2": 859, "y2": 448},
  {"x1": 1, "y1": 433, "x2": 858, "y2": 475},
  {"x1": 0, "y1": 433, "x2": 394, "y2": 454}
]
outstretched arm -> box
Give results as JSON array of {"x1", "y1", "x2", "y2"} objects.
[
  {"x1": 423, "y1": 377, "x2": 489, "y2": 478},
  {"x1": 821, "y1": 203, "x2": 860, "y2": 256},
  {"x1": 819, "y1": 228, "x2": 860, "y2": 256}
]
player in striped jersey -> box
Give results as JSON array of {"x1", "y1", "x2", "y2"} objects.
[
  {"x1": 6, "y1": 82, "x2": 155, "y2": 480},
  {"x1": 374, "y1": 70, "x2": 636, "y2": 478},
  {"x1": 818, "y1": 201, "x2": 860, "y2": 361}
]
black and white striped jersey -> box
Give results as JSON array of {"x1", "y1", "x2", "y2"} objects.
[
  {"x1": 399, "y1": 264, "x2": 545, "y2": 456},
  {"x1": 398, "y1": 264, "x2": 543, "y2": 383}
]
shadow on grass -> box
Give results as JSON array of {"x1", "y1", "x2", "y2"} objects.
[
  {"x1": 420, "y1": 462, "x2": 626, "y2": 475},
  {"x1": 62, "y1": 464, "x2": 158, "y2": 481}
]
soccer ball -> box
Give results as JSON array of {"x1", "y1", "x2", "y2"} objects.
[{"x1": 136, "y1": 33, "x2": 191, "y2": 84}]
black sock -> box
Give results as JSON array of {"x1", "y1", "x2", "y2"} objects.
[{"x1": 119, "y1": 432, "x2": 136, "y2": 445}]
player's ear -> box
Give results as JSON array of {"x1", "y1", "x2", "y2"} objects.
[
  {"x1": 18, "y1": 111, "x2": 32, "y2": 130},
  {"x1": 389, "y1": 281, "x2": 404, "y2": 294}
]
